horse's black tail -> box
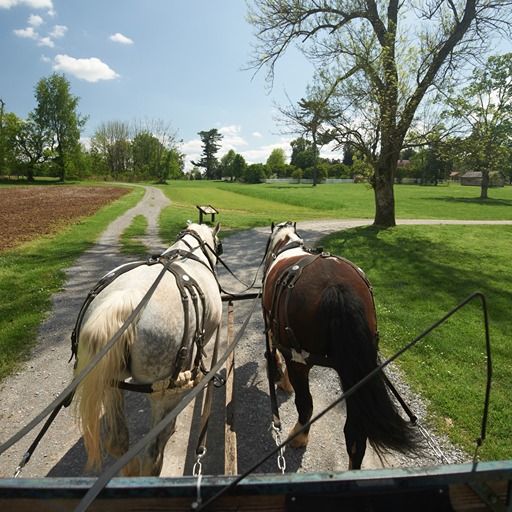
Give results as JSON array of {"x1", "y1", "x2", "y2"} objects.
[{"x1": 321, "y1": 283, "x2": 419, "y2": 458}]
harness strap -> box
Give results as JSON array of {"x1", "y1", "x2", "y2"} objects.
[
  {"x1": 71, "y1": 247, "x2": 215, "y2": 394},
  {"x1": 264, "y1": 324, "x2": 282, "y2": 431},
  {"x1": 194, "y1": 325, "x2": 222, "y2": 462},
  {"x1": 114, "y1": 258, "x2": 209, "y2": 394},
  {"x1": 282, "y1": 254, "x2": 324, "y2": 350},
  {"x1": 70, "y1": 259, "x2": 153, "y2": 362},
  {"x1": 168, "y1": 262, "x2": 207, "y2": 381}
]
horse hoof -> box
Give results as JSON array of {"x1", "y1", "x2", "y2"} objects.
[{"x1": 288, "y1": 423, "x2": 310, "y2": 448}]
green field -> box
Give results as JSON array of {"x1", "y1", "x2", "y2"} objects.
[{"x1": 1, "y1": 180, "x2": 511, "y2": 462}]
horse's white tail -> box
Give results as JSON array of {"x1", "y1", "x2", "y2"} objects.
[{"x1": 73, "y1": 289, "x2": 143, "y2": 470}]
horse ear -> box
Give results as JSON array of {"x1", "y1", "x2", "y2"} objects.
[
  {"x1": 271, "y1": 222, "x2": 275, "y2": 232},
  {"x1": 213, "y1": 222, "x2": 220, "y2": 237},
  {"x1": 293, "y1": 222, "x2": 297, "y2": 231}
]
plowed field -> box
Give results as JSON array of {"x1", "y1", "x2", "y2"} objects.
[{"x1": 0, "y1": 186, "x2": 129, "y2": 252}]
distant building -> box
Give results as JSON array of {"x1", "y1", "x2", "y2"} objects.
[{"x1": 460, "y1": 171, "x2": 506, "y2": 187}]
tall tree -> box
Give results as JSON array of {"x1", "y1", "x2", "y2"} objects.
[
  {"x1": 131, "y1": 131, "x2": 163, "y2": 179},
  {"x1": 4, "y1": 113, "x2": 49, "y2": 181},
  {"x1": 0, "y1": 99, "x2": 6, "y2": 175},
  {"x1": 442, "y1": 53, "x2": 512, "y2": 198},
  {"x1": 233, "y1": 153, "x2": 248, "y2": 181},
  {"x1": 290, "y1": 137, "x2": 317, "y2": 172},
  {"x1": 191, "y1": 128, "x2": 223, "y2": 180},
  {"x1": 276, "y1": 85, "x2": 336, "y2": 185},
  {"x1": 132, "y1": 117, "x2": 180, "y2": 183},
  {"x1": 163, "y1": 146, "x2": 185, "y2": 181},
  {"x1": 248, "y1": 0, "x2": 512, "y2": 226},
  {"x1": 91, "y1": 120, "x2": 131, "y2": 179},
  {"x1": 31, "y1": 73, "x2": 87, "y2": 181},
  {"x1": 219, "y1": 149, "x2": 237, "y2": 181},
  {"x1": 266, "y1": 147, "x2": 287, "y2": 177}
]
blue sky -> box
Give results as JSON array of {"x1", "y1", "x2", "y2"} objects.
[{"x1": 0, "y1": 0, "x2": 333, "y2": 171}]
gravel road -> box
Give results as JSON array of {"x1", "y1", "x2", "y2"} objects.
[{"x1": 1, "y1": 187, "x2": 481, "y2": 479}]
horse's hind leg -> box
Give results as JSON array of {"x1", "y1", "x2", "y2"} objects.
[
  {"x1": 139, "y1": 393, "x2": 180, "y2": 476},
  {"x1": 103, "y1": 390, "x2": 141, "y2": 476},
  {"x1": 344, "y1": 399, "x2": 367, "y2": 470},
  {"x1": 274, "y1": 350, "x2": 293, "y2": 392},
  {"x1": 285, "y1": 361, "x2": 313, "y2": 448}
]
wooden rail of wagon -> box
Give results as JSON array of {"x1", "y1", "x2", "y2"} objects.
[{"x1": 0, "y1": 460, "x2": 511, "y2": 510}]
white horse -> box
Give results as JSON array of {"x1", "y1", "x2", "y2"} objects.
[{"x1": 72, "y1": 223, "x2": 222, "y2": 476}]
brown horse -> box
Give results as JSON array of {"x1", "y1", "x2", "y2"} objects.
[{"x1": 262, "y1": 222, "x2": 418, "y2": 469}]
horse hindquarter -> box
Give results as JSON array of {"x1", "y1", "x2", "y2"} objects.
[{"x1": 74, "y1": 288, "x2": 144, "y2": 470}]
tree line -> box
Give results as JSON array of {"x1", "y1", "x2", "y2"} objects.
[{"x1": 0, "y1": 73, "x2": 185, "y2": 183}]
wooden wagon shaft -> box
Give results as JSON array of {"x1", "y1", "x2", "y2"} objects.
[{"x1": 224, "y1": 300, "x2": 237, "y2": 475}]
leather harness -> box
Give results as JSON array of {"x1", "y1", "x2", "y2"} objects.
[{"x1": 70, "y1": 231, "x2": 220, "y2": 394}]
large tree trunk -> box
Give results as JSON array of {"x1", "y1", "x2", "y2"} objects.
[
  {"x1": 373, "y1": 152, "x2": 398, "y2": 227},
  {"x1": 480, "y1": 169, "x2": 489, "y2": 199},
  {"x1": 373, "y1": 174, "x2": 396, "y2": 227}
]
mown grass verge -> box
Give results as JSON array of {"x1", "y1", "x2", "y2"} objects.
[{"x1": 119, "y1": 214, "x2": 149, "y2": 256}]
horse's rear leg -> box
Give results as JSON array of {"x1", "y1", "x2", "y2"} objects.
[
  {"x1": 103, "y1": 390, "x2": 141, "y2": 476},
  {"x1": 344, "y1": 399, "x2": 367, "y2": 470},
  {"x1": 140, "y1": 419, "x2": 177, "y2": 476},
  {"x1": 139, "y1": 394, "x2": 180, "y2": 476},
  {"x1": 275, "y1": 350, "x2": 293, "y2": 392},
  {"x1": 285, "y1": 361, "x2": 313, "y2": 448}
]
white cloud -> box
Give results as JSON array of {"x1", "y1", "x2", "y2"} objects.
[
  {"x1": 38, "y1": 36, "x2": 54, "y2": 47},
  {"x1": 182, "y1": 139, "x2": 203, "y2": 153},
  {"x1": 218, "y1": 124, "x2": 249, "y2": 152},
  {"x1": 182, "y1": 139, "x2": 203, "y2": 171},
  {"x1": 28, "y1": 14, "x2": 44, "y2": 26},
  {"x1": 109, "y1": 32, "x2": 134, "y2": 45},
  {"x1": 52, "y1": 54, "x2": 120, "y2": 82},
  {"x1": 252, "y1": 131, "x2": 263, "y2": 138},
  {"x1": 50, "y1": 24, "x2": 67, "y2": 38},
  {"x1": 14, "y1": 18, "x2": 65, "y2": 47},
  {"x1": 13, "y1": 26, "x2": 37, "y2": 38},
  {"x1": 0, "y1": 0, "x2": 53, "y2": 9}
]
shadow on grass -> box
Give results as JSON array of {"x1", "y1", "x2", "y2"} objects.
[
  {"x1": 423, "y1": 195, "x2": 512, "y2": 207},
  {"x1": 321, "y1": 225, "x2": 510, "y2": 326}
]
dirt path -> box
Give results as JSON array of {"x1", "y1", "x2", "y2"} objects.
[{"x1": 2, "y1": 191, "x2": 490, "y2": 479}]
